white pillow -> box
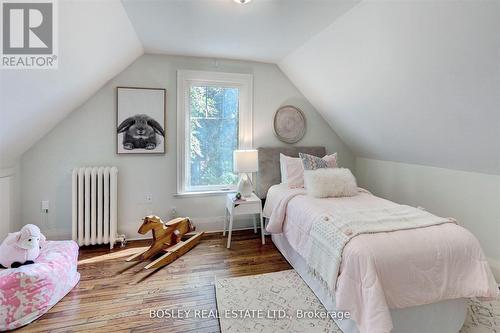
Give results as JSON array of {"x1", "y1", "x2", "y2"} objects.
[
  {"x1": 279, "y1": 153, "x2": 304, "y2": 188},
  {"x1": 279, "y1": 153, "x2": 289, "y2": 183},
  {"x1": 303, "y1": 168, "x2": 358, "y2": 198}
]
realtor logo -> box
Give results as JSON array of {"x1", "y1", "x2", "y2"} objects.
[{"x1": 1, "y1": 0, "x2": 58, "y2": 69}]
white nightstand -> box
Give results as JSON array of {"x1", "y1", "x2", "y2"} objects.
[{"x1": 224, "y1": 193, "x2": 265, "y2": 248}]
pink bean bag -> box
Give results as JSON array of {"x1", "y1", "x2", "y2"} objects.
[{"x1": 0, "y1": 240, "x2": 80, "y2": 331}]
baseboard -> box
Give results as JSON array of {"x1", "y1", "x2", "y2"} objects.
[
  {"x1": 191, "y1": 215, "x2": 257, "y2": 232},
  {"x1": 487, "y1": 257, "x2": 500, "y2": 283},
  {"x1": 127, "y1": 215, "x2": 259, "y2": 241},
  {"x1": 43, "y1": 228, "x2": 71, "y2": 240},
  {"x1": 42, "y1": 215, "x2": 260, "y2": 242},
  {"x1": 127, "y1": 228, "x2": 257, "y2": 241}
]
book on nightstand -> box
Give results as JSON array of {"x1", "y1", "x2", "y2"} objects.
[{"x1": 231, "y1": 197, "x2": 247, "y2": 204}]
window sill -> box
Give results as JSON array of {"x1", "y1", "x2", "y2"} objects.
[{"x1": 174, "y1": 190, "x2": 236, "y2": 198}]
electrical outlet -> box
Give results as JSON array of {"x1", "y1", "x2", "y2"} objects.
[
  {"x1": 145, "y1": 194, "x2": 153, "y2": 203},
  {"x1": 41, "y1": 200, "x2": 49, "y2": 213}
]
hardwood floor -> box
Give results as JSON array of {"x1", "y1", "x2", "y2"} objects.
[{"x1": 18, "y1": 230, "x2": 291, "y2": 333}]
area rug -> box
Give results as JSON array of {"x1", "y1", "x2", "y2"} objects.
[
  {"x1": 460, "y1": 297, "x2": 500, "y2": 333},
  {"x1": 215, "y1": 269, "x2": 500, "y2": 333}
]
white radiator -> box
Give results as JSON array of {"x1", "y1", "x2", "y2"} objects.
[{"x1": 71, "y1": 167, "x2": 125, "y2": 249}]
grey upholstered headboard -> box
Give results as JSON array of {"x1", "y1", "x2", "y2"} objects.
[{"x1": 256, "y1": 146, "x2": 326, "y2": 199}]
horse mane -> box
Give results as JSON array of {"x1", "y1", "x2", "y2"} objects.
[{"x1": 144, "y1": 215, "x2": 166, "y2": 227}]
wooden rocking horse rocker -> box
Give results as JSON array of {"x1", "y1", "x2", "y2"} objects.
[{"x1": 126, "y1": 216, "x2": 204, "y2": 269}]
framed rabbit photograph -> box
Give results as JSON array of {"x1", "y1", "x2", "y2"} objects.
[{"x1": 116, "y1": 87, "x2": 166, "y2": 154}]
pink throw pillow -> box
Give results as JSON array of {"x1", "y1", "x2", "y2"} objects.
[
  {"x1": 280, "y1": 154, "x2": 304, "y2": 188},
  {"x1": 323, "y1": 153, "x2": 338, "y2": 168}
]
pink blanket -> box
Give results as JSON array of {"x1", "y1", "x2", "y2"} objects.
[
  {"x1": 265, "y1": 187, "x2": 499, "y2": 333},
  {"x1": 0, "y1": 240, "x2": 80, "y2": 331}
]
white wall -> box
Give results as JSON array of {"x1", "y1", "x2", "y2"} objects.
[
  {"x1": 0, "y1": 166, "x2": 21, "y2": 240},
  {"x1": 20, "y1": 54, "x2": 353, "y2": 240},
  {"x1": 0, "y1": 177, "x2": 11, "y2": 241},
  {"x1": 280, "y1": 0, "x2": 500, "y2": 175},
  {"x1": 122, "y1": 0, "x2": 359, "y2": 63},
  {"x1": 356, "y1": 157, "x2": 500, "y2": 278},
  {"x1": 0, "y1": 0, "x2": 143, "y2": 169},
  {"x1": 280, "y1": 0, "x2": 500, "y2": 279}
]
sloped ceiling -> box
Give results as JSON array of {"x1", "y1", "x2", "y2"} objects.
[
  {"x1": 0, "y1": 0, "x2": 143, "y2": 168},
  {"x1": 121, "y1": 0, "x2": 360, "y2": 63},
  {"x1": 3, "y1": 0, "x2": 499, "y2": 176},
  {"x1": 280, "y1": 1, "x2": 500, "y2": 174}
]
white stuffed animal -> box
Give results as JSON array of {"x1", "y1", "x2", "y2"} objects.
[{"x1": 0, "y1": 224, "x2": 46, "y2": 269}]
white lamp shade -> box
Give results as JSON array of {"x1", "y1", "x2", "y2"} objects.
[{"x1": 233, "y1": 149, "x2": 258, "y2": 173}]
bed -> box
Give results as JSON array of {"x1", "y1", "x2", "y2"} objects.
[{"x1": 256, "y1": 147, "x2": 498, "y2": 333}]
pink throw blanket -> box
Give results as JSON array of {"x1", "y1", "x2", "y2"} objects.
[{"x1": 265, "y1": 188, "x2": 499, "y2": 333}]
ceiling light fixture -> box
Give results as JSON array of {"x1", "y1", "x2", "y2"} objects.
[{"x1": 234, "y1": 0, "x2": 252, "y2": 4}]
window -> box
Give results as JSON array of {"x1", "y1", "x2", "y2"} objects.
[{"x1": 177, "y1": 70, "x2": 253, "y2": 194}]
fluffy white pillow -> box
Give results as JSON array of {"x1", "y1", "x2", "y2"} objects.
[{"x1": 303, "y1": 168, "x2": 358, "y2": 198}]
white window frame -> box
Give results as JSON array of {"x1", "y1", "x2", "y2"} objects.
[{"x1": 177, "y1": 70, "x2": 253, "y2": 195}]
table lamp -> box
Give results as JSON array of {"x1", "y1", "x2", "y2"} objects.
[{"x1": 233, "y1": 149, "x2": 258, "y2": 198}]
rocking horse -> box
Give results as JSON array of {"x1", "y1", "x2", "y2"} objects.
[{"x1": 126, "y1": 216, "x2": 204, "y2": 270}]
